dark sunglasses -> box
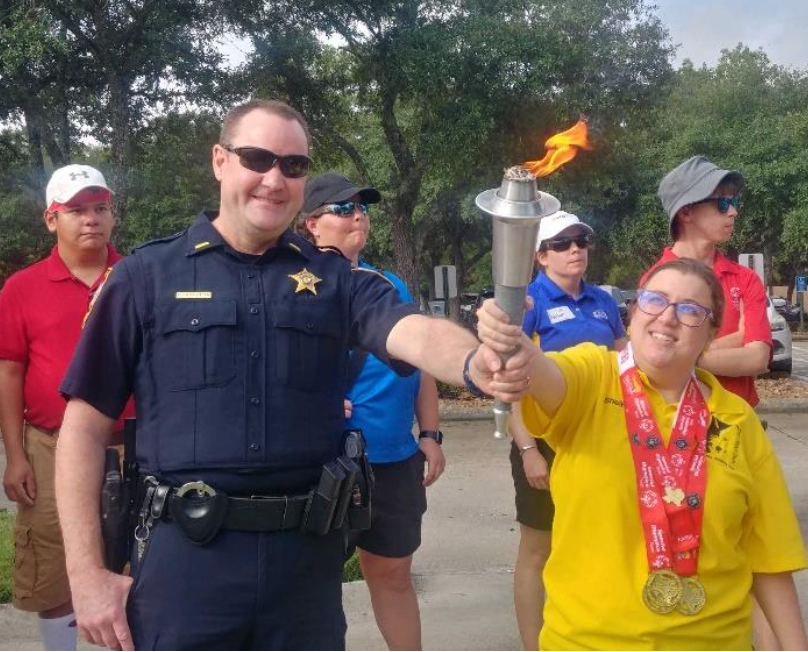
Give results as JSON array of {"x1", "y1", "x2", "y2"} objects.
[
  {"x1": 222, "y1": 144, "x2": 313, "y2": 178},
  {"x1": 314, "y1": 201, "x2": 369, "y2": 217},
  {"x1": 542, "y1": 233, "x2": 593, "y2": 252},
  {"x1": 636, "y1": 289, "x2": 713, "y2": 328},
  {"x1": 692, "y1": 196, "x2": 740, "y2": 214}
]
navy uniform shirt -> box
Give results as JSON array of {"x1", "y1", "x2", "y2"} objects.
[
  {"x1": 521, "y1": 273, "x2": 625, "y2": 352},
  {"x1": 61, "y1": 212, "x2": 418, "y2": 494}
]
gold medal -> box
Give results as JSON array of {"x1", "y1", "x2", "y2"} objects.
[
  {"x1": 677, "y1": 576, "x2": 706, "y2": 615},
  {"x1": 642, "y1": 570, "x2": 683, "y2": 614}
]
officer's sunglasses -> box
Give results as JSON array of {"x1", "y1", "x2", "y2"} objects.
[
  {"x1": 636, "y1": 289, "x2": 713, "y2": 328},
  {"x1": 691, "y1": 196, "x2": 741, "y2": 214},
  {"x1": 542, "y1": 233, "x2": 593, "y2": 252},
  {"x1": 222, "y1": 144, "x2": 313, "y2": 178},
  {"x1": 313, "y1": 201, "x2": 369, "y2": 217}
]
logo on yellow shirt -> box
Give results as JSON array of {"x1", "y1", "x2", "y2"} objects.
[{"x1": 706, "y1": 417, "x2": 741, "y2": 469}]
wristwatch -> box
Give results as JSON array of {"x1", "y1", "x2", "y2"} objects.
[{"x1": 419, "y1": 430, "x2": 444, "y2": 445}]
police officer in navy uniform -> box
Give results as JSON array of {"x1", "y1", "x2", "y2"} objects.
[{"x1": 55, "y1": 99, "x2": 534, "y2": 651}]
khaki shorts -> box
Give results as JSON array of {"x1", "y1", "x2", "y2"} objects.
[{"x1": 13, "y1": 424, "x2": 71, "y2": 612}]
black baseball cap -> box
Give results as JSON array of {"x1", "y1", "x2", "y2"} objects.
[{"x1": 302, "y1": 173, "x2": 381, "y2": 213}]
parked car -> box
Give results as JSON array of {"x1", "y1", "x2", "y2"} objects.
[
  {"x1": 767, "y1": 296, "x2": 792, "y2": 374},
  {"x1": 771, "y1": 296, "x2": 802, "y2": 324},
  {"x1": 598, "y1": 284, "x2": 629, "y2": 328},
  {"x1": 468, "y1": 287, "x2": 495, "y2": 331}
]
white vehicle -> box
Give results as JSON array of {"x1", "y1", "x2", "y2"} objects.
[{"x1": 767, "y1": 296, "x2": 792, "y2": 374}]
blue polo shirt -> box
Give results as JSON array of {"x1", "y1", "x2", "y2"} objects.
[
  {"x1": 346, "y1": 263, "x2": 420, "y2": 464},
  {"x1": 521, "y1": 273, "x2": 625, "y2": 352}
]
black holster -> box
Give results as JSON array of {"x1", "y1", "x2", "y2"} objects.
[
  {"x1": 100, "y1": 418, "x2": 138, "y2": 572},
  {"x1": 340, "y1": 429, "x2": 373, "y2": 532}
]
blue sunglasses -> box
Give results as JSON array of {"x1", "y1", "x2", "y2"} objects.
[
  {"x1": 316, "y1": 201, "x2": 369, "y2": 217},
  {"x1": 692, "y1": 196, "x2": 740, "y2": 214}
]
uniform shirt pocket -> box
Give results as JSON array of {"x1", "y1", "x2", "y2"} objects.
[
  {"x1": 273, "y1": 301, "x2": 344, "y2": 392},
  {"x1": 156, "y1": 299, "x2": 237, "y2": 390}
]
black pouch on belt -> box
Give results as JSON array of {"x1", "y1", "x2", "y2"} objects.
[
  {"x1": 332, "y1": 456, "x2": 359, "y2": 531},
  {"x1": 301, "y1": 461, "x2": 345, "y2": 536},
  {"x1": 168, "y1": 482, "x2": 229, "y2": 546}
]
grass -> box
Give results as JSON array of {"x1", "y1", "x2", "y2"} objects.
[
  {"x1": 343, "y1": 551, "x2": 363, "y2": 583},
  {"x1": 0, "y1": 509, "x2": 13, "y2": 604}
]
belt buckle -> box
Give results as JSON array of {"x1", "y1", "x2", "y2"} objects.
[{"x1": 176, "y1": 480, "x2": 217, "y2": 498}]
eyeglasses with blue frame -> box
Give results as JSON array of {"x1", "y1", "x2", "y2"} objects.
[{"x1": 636, "y1": 289, "x2": 713, "y2": 327}]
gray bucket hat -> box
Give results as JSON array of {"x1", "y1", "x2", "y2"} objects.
[{"x1": 658, "y1": 155, "x2": 744, "y2": 231}]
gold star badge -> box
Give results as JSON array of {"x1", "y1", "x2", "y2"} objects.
[
  {"x1": 289, "y1": 268, "x2": 322, "y2": 295},
  {"x1": 662, "y1": 486, "x2": 685, "y2": 507}
]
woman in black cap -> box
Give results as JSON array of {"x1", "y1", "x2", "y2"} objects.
[{"x1": 297, "y1": 173, "x2": 443, "y2": 651}]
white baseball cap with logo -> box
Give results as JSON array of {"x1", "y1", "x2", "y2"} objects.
[
  {"x1": 536, "y1": 210, "x2": 594, "y2": 250},
  {"x1": 46, "y1": 164, "x2": 112, "y2": 209}
]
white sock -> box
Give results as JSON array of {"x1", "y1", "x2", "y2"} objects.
[{"x1": 39, "y1": 612, "x2": 77, "y2": 651}]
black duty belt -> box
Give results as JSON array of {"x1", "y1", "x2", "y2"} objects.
[
  {"x1": 199, "y1": 493, "x2": 310, "y2": 532},
  {"x1": 142, "y1": 478, "x2": 312, "y2": 545},
  {"x1": 138, "y1": 432, "x2": 373, "y2": 546}
]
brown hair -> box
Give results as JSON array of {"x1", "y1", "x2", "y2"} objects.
[
  {"x1": 640, "y1": 258, "x2": 724, "y2": 330},
  {"x1": 295, "y1": 214, "x2": 316, "y2": 243},
  {"x1": 219, "y1": 99, "x2": 311, "y2": 148}
]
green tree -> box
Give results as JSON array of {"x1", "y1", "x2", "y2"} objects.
[
  {"x1": 41, "y1": 0, "x2": 224, "y2": 223},
  {"x1": 234, "y1": 0, "x2": 673, "y2": 294}
]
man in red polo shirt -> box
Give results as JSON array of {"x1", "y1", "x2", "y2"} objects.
[
  {"x1": 641, "y1": 156, "x2": 771, "y2": 407},
  {"x1": 0, "y1": 164, "x2": 131, "y2": 650}
]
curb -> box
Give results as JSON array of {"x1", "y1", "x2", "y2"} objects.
[
  {"x1": 439, "y1": 398, "x2": 808, "y2": 421},
  {"x1": 756, "y1": 399, "x2": 808, "y2": 414}
]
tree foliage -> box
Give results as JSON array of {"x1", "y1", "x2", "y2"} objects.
[{"x1": 1, "y1": 3, "x2": 807, "y2": 303}]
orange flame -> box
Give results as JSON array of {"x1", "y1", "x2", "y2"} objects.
[{"x1": 523, "y1": 120, "x2": 593, "y2": 178}]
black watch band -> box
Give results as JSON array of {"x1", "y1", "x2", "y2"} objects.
[
  {"x1": 419, "y1": 430, "x2": 443, "y2": 445},
  {"x1": 463, "y1": 347, "x2": 489, "y2": 398}
]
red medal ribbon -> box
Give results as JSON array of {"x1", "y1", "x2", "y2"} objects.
[{"x1": 618, "y1": 345, "x2": 709, "y2": 577}]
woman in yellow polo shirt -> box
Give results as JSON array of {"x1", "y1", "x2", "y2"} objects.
[{"x1": 478, "y1": 257, "x2": 806, "y2": 650}]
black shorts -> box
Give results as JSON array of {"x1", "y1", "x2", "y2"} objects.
[
  {"x1": 351, "y1": 449, "x2": 427, "y2": 558},
  {"x1": 510, "y1": 439, "x2": 556, "y2": 531}
]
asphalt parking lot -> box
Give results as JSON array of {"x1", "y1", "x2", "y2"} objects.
[{"x1": 792, "y1": 340, "x2": 808, "y2": 383}]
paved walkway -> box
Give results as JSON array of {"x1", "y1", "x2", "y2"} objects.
[{"x1": 2, "y1": 413, "x2": 808, "y2": 649}]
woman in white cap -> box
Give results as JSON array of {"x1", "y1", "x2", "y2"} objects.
[{"x1": 509, "y1": 210, "x2": 627, "y2": 649}]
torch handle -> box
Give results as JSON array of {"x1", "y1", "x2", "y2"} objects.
[{"x1": 492, "y1": 284, "x2": 529, "y2": 439}]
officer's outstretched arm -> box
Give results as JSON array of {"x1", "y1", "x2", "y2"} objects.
[
  {"x1": 386, "y1": 313, "x2": 536, "y2": 403},
  {"x1": 56, "y1": 398, "x2": 135, "y2": 651}
]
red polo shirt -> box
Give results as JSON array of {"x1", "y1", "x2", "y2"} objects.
[
  {"x1": 641, "y1": 248, "x2": 772, "y2": 406},
  {"x1": 0, "y1": 244, "x2": 134, "y2": 430}
]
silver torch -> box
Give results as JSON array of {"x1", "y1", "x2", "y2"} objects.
[{"x1": 475, "y1": 166, "x2": 560, "y2": 439}]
